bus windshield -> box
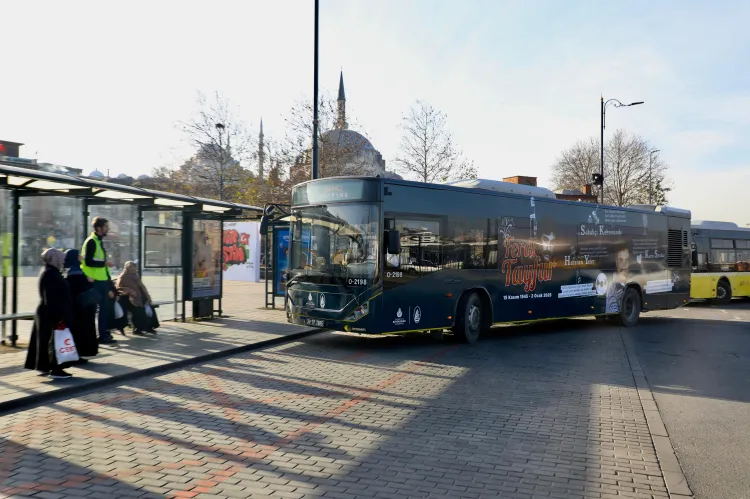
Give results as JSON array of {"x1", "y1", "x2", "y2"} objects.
[{"x1": 289, "y1": 203, "x2": 379, "y2": 285}]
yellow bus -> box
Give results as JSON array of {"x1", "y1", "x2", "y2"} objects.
[{"x1": 690, "y1": 220, "x2": 750, "y2": 303}]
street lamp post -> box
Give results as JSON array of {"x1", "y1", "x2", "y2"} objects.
[
  {"x1": 215, "y1": 122, "x2": 225, "y2": 201},
  {"x1": 599, "y1": 97, "x2": 644, "y2": 204},
  {"x1": 649, "y1": 149, "x2": 660, "y2": 204},
  {"x1": 311, "y1": 0, "x2": 320, "y2": 180}
]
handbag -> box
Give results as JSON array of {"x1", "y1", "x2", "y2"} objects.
[
  {"x1": 144, "y1": 304, "x2": 153, "y2": 318},
  {"x1": 76, "y1": 288, "x2": 100, "y2": 308},
  {"x1": 114, "y1": 299, "x2": 124, "y2": 319},
  {"x1": 54, "y1": 323, "x2": 80, "y2": 364}
]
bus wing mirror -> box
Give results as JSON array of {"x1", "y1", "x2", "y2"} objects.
[
  {"x1": 259, "y1": 215, "x2": 269, "y2": 235},
  {"x1": 387, "y1": 230, "x2": 401, "y2": 254},
  {"x1": 691, "y1": 249, "x2": 698, "y2": 267}
]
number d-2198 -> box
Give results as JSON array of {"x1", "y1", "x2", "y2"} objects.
[{"x1": 347, "y1": 278, "x2": 368, "y2": 286}]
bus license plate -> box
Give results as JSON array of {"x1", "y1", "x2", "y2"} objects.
[{"x1": 305, "y1": 318, "x2": 325, "y2": 327}]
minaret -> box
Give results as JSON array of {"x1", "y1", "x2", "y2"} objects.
[
  {"x1": 258, "y1": 118, "x2": 265, "y2": 180},
  {"x1": 337, "y1": 71, "x2": 347, "y2": 130}
]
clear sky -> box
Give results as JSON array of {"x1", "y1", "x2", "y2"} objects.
[{"x1": 2, "y1": 0, "x2": 749, "y2": 225}]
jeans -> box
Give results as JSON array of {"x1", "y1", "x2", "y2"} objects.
[{"x1": 92, "y1": 280, "x2": 113, "y2": 340}]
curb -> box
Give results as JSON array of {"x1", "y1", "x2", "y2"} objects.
[
  {"x1": 619, "y1": 329, "x2": 693, "y2": 498},
  {"x1": 0, "y1": 327, "x2": 327, "y2": 416}
]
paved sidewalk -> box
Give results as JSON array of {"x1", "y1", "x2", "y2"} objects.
[
  {"x1": 0, "y1": 320, "x2": 690, "y2": 499},
  {"x1": 0, "y1": 282, "x2": 316, "y2": 412}
]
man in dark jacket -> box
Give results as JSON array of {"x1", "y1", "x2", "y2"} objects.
[{"x1": 80, "y1": 216, "x2": 118, "y2": 344}]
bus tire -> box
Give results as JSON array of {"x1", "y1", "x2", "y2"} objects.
[
  {"x1": 455, "y1": 292, "x2": 483, "y2": 344},
  {"x1": 619, "y1": 287, "x2": 641, "y2": 328},
  {"x1": 713, "y1": 279, "x2": 732, "y2": 305}
]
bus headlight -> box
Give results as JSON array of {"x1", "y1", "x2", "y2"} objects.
[{"x1": 345, "y1": 301, "x2": 369, "y2": 321}]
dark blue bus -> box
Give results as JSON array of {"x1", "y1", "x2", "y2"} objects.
[{"x1": 285, "y1": 177, "x2": 692, "y2": 343}]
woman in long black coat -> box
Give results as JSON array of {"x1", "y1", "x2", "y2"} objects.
[
  {"x1": 24, "y1": 248, "x2": 76, "y2": 379},
  {"x1": 64, "y1": 249, "x2": 99, "y2": 360}
]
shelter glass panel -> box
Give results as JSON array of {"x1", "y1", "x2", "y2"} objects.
[{"x1": 142, "y1": 211, "x2": 184, "y2": 304}]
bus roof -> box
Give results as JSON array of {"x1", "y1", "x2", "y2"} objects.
[
  {"x1": 294, "y1": 176, "x2": 691, "y2": 218},
  {"x1": 692, "y1": 220, "x2": 750, "y2": 232}
]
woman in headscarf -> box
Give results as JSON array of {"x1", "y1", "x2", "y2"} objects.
[
  {"x1": 24, "y1": 248, "x2": 76, "y2": 379},
  {"x1": 115, "y1": 261, "x2": 159, "y2": 335},
  {"x1": 64, "y1": 249, "x2": 99, "y2": 360}
]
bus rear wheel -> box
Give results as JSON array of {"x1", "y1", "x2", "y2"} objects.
[
  {"x1": 619, "y1": 287, "x2": 641, "y2": 328},
  {"x1": 713, "y1": 280, "x2": 732, "y2": 305},
  {"x1": 455, "y1": 292, "x2": 483, "y2": 344}
]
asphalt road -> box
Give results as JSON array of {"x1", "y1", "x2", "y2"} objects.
[{"x1": 627, "y1": 300, "x2": 750, "y2": 499}]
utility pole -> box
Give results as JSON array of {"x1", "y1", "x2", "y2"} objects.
[
  {"x1": 599, "y1": 97, "x2": 644, "y2": 204},
  {"x1": 215, "y1": 123, "x2": 225, "y2": 200},
  {"x1": 311, "y1": 0, "x2": 320, "y2": 180}
]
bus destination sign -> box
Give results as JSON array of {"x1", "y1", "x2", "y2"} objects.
[{"x1": 293, "y1": 179, "x2": 377, "y2": 205}]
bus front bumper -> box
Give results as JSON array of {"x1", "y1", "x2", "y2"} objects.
[{"x1": 286, "y1": 296, "x2": 375, "y2": 334}]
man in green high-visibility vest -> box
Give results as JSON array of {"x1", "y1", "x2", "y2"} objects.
[{"x1": 81, "y1": 216, "x2": 118, "y2": 344}]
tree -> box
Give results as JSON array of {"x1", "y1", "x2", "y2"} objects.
[
  {"x1": 393, "y1": 100, "x2": 473, "y2": 183},
  {"x1": 549, "y1": 138, "x2": 600, "y2": 196},
  {"x1": 550, "y1": 129, "x2": 672, "y2": 206},
  {"x1": 281, "y1": 92, "x2": 377, "y2": 184},
  {"x1": 650, "y1": 180, "x2": 672, "y2": 206},
  {"x1": 168, "y1": 91, "x2": 256, "y2": 201}
]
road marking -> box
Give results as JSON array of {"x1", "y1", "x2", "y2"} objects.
[
  {"x1": 721, "y1": 310, "x2": 728, "y2": 314},
  {"x1": 735, "y1": 316, "x2": 743, "y2": 320}
]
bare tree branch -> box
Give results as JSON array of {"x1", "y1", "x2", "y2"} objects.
[
  {"x1": 393, "y1": 100, "x2": 474, "y2": 183},
  {"x1": 166, "y1": 91, "x2": 256, "y2": 201},
  {"x1": 550, "y1": 130, "x2": 672, "y2": 206},
  {"x1": 280, "y1": 92, "x2": 384, "y2": 184}
]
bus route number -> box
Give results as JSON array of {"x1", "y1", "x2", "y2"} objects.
[
  {"x1": 347, "y1": 278, "x2": 368, "y2": 286},
  {"x1": 386, "y1": 271, "x2": 403, "y2": 278}
]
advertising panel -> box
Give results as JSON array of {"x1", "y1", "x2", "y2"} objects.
[
  {"x1": 222, "y1": 221, "x2": 260, "y2": 282},
  {"x1": 192, "y1": 219, "x2": 222, "y2": 299},
  {"x1": 274, "y1": 227, "x2": 289, "y2": 296}
]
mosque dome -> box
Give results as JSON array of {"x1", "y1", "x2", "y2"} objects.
[{"x1": 320, "y1": 128, "x2": 375, "y2": 151}]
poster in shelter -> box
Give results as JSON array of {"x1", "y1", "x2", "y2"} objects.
[
  {"x1": 192, "y1": 219, "x2": 222, "y2": 298},
  {"x1": 222, "y1": 222, "x2": 260, "y2": 282}
]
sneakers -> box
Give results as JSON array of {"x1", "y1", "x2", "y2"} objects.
[{"x1": 49, "y1": 369, "x2": 72, "y2": 379}]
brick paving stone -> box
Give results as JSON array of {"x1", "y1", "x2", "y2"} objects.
[{"x1": 0, "y1": 317, "x2": 680, "y2": 498}]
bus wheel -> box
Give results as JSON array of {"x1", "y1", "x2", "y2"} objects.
[
  {"x1": 619, "y1": 287, "x2": 641, "y2": 327},
  {"x1": 713, "y1": 280, "x2": 732, "y2": 305},
  {"x1": 455, "y1": 292, "x2": 482, "y2": 344}
]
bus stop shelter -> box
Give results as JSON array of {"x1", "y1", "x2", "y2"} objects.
[{"x1": 0, "y1": 163, "x2": 262, "y2": 347}]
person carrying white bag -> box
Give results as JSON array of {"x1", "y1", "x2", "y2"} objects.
[{"x1": 24, "y1": 248, "x2": 79, "y2": 379}]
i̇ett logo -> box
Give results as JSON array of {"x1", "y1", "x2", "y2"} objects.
[{"x1": 393, "y1": 307, "x2": 406, "y2": 326}]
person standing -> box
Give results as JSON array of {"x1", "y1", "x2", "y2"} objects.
[
  {"x1": 24, "y1": 248, "x2": 76, "y2": 378},
  {"x1": 64, "y1": 249, "x2": 99, "y2": 360},
  {"x1": 80, "y1": 216, "x2": 118, "y2": 344}
]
